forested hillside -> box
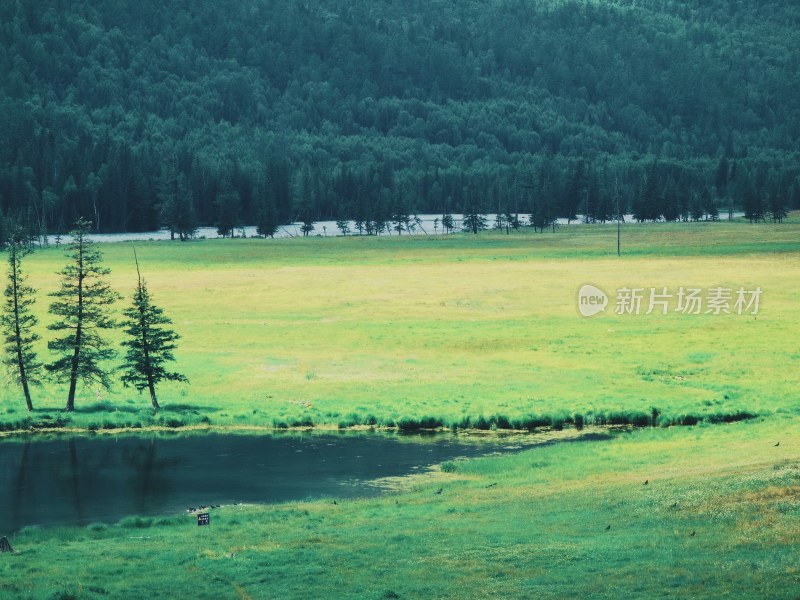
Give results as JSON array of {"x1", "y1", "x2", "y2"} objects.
[{"x1": 1, "y1": 0, "x2": 799, "y2": 238}]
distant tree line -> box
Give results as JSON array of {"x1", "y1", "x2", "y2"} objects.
[
  {"x1": 1, "y1": 0, "x2": 799, "y2": 241},
  {"x1": 1, "y1": 219, "x2": 187, "y2": 411}
]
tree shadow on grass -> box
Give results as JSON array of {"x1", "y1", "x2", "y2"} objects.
[
  {"x1": 24, "y1": 403, "x2": 138, "y2": 415},
  {"x1": 27, "y1": 402, "x2": 220, "y2": 415},
  {"x1": 71, "y1": 402, "x2": 142, "y2": 415},
  {"x1": 160, "y1": 404, "x2": 221, "y2": 413}
]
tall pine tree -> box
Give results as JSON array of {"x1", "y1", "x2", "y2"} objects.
[
  {"x1": 255, "y1": 178, "x2": 280, "y2": 238},
  {"x1": 174, "y1": 174, "x2": 198, "y2": 241},
  {"x1": 0, "y1": 210, "x2": 8, "y2": 248},
  {"x1": 1, "y1": 234, "x2": 42, "y2": 411},
  {"x1": 157, "y1": 157, "x2": 180, "y2": 240},
  {"x1": 215, "y1": 177, "x2": 242, "y2": 238},
  {"x1": 47, "y1": 218, "x2": 120, "y2": 411},
  {"x1": 295, "y1": 167, "x2": 316, "y2": 236},
  {"x1": 120, "y1": 252, "x2": 187, "y2": 409}
]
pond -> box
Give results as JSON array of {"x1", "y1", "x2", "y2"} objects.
[{"x1": 0, "y1": 431, "x2": 535, "y2": 531}]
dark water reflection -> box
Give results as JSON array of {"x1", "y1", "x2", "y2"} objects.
[{"x1": 0, "y1": 432, "x2": 527, "y2": 530}]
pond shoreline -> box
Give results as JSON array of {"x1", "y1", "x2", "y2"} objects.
[
  {"x1": 0, "y1": 424, "x2": 650, "y2": 440},
  {"x1": 0, "y1": 412, "x2": 761, "y2": 441},
  {"x1": 0, "y1": 421, "x2": 592, "y2": 440}
]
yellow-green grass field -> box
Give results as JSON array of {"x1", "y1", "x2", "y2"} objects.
[
  {"x1": 0, "y1": 415, "x2": 797, "y2": 598},
  {"x1": 1, "y1": 219, "x2": 799, "y2": 432},
  {"x1": 1, "y1": 219, "x2": 798, "y2": 598}
]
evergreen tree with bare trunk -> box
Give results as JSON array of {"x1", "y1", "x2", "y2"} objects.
[
  {"x1": 1, "y1": 233, "x2": 42, "y2": 411},
  {"x1": 47, "y1": 218, "x2": 119, "y2": 411},
  {"x1": 120, "y1": 251, "x2": 187, "y2": 409}
]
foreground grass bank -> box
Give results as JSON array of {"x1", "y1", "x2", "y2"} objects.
[
  {"x1": 0, "y1": 416, "x2": 797, "y2": 599},
  {"x1": 2, "y1": 219, "x2": 799, "y2": 431}
]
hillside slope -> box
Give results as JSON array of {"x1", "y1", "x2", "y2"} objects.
[{"x1": 1, "y1": 0, "x2": 798, "y2": 234}]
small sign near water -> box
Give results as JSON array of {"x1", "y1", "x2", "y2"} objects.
[{"x1": 197, "y1": 513, "x2": 210, "y2": 526}]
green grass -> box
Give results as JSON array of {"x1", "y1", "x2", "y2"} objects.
[
  {"x1": 2, "y1": 218, "x2": 799, "y2": 432},
  {"x1": 0, "y1": 416, "x2": 797, "y2": 599},
  {"x1": 1, "y1": 219, "x2": 798, "y2": 598}
]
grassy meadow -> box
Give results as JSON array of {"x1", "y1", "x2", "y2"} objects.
[
  {"x1": 0, "y1": 415, "x2": 797, "y2": 598},
  {"x1": 0, "y1": 219, "x2": 798, "y2": 598},
  {"x1": 1, "y1": 219, "x2": 799, "y2": 431}
]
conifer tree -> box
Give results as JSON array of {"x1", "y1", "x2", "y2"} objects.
[
  {"x1": 215, "y1": 184, "x2": 242, "y2": 238},
  {"x1": 47, "y1": 218, "x2": 120, "y2": 411},
  {"x1": 174, "y1": 174, "x2": 198, "y2": 241},
  {"x1": 463, "y1": 187, "x2": 488, "y2": 234},
  {"x1": 769, "y1": 187, "x2": 788, "y2": 223},
  {"x1": 441, "y1": 213, "x2": 455, "y2": 234},
  {"x1": 563, "y1": 161, "x2": 585, "y2": 223},
  {"x1": 157, "y1": 157, "x2": 180, "y2": 240},
  {"x1": 741, "y1": 178, "x2": 765, "y2": 223},
  {"x1": 1, "y1": 233, "x2": 42, "y2": 411},
  {"x1": 335, "y1": 219, "x2": 350, "y2": 236},
  {"x1": 256, "y1": 183, "x2": 280, "y2": 238},
  {"x1": 0, "y1": 211, "x2": 8, "y2": 248},
  {"x1": 462, "y1": 211, "x2": 488, "y2": 234},
  {"x1": 295, "y1": 167, "x2": 316, "y2": 236},
  {"x1": 120, "y1": 252, "x2": 187, "y2": 409}
]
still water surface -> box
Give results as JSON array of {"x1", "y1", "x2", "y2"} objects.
[{"x1": 0, "y1": 432, "x2": 527, "y2": 530}]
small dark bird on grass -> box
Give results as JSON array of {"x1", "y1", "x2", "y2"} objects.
[
  {"x1": 643, "y1": 480, "x2": 649, "y2": 485},
  {"x1": 774, "y1": 442, "x2": 780, "y2": 447},
  {"x1": 486, "y1": 483, "x2": 498, "y2": 488},
  {"x1": 690, "y1": 531, "x2": 696, "y2": 537},
  {"x1": 435, "y1": 488, "x2": 443, "y2": 495},
  {"x1": 605, "y1": 524, "x2": 611, "y2": 530},
  {"x1": 670, "y1": 502, "x2": 678, "y2": 508},
  {"x1": 333, "y1": 500, "x2": 337, "y2": 505}
]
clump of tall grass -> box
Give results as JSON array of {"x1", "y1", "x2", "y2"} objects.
[
  {"x1": 119, "y1": 516, "x2": 153, "y2": 529},
  {"x1": 288, "y1": 416, "x2": 314, "y2": 427},
  {"x1": 0, "y1": 415, "x2": 71, "y2": 431},
  {"x1": 396, "y1": 416, "x2": 445, "y2": 431},
  {"x1": 441, "y1": 408, "x2": 759, "y2": 433}
]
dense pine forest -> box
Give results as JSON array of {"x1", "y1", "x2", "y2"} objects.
[{"x1": 1, "y1": 0, "x2": 799, "y2": 240}]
